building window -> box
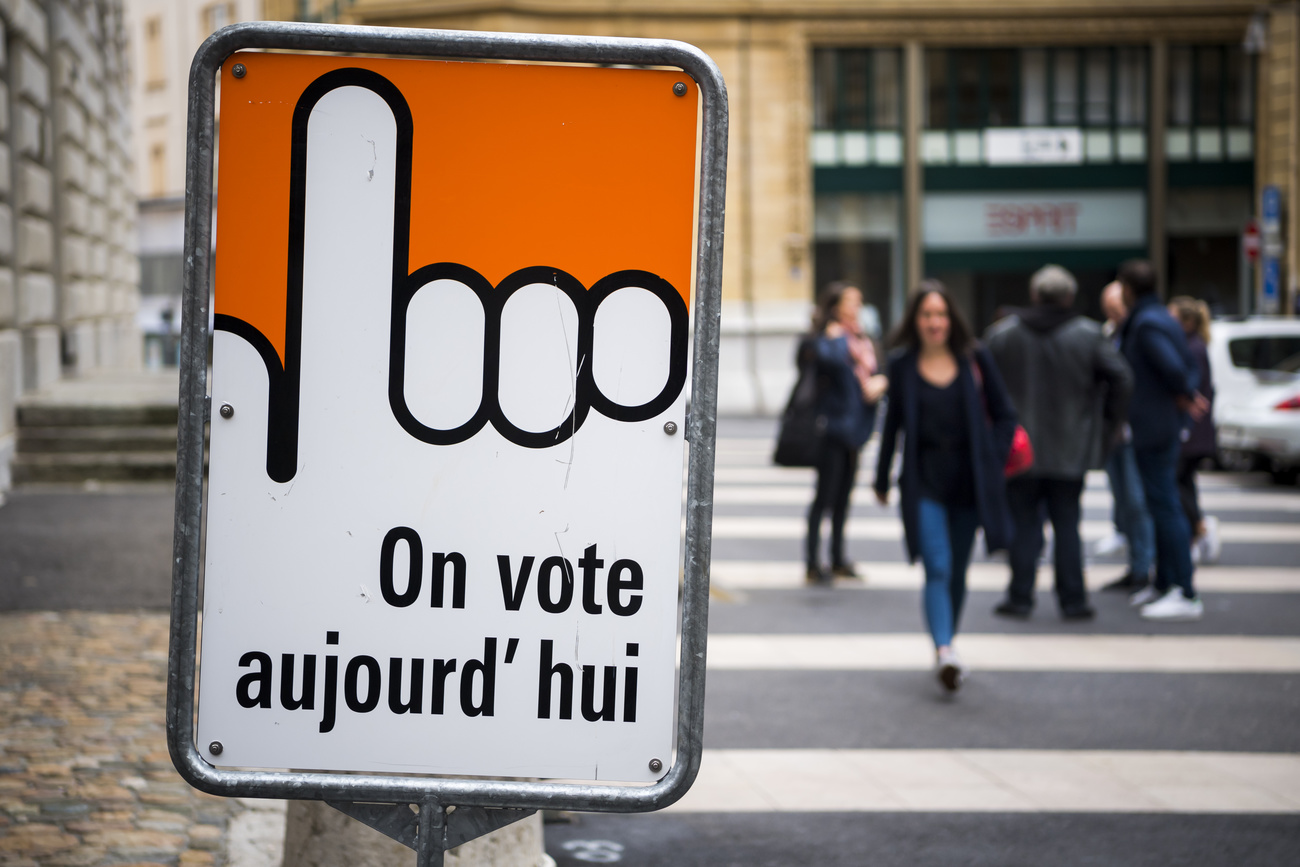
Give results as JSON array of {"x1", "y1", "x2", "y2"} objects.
[
  {"x1": 925, "y1": 49, "x2": 1018, "y2": 129},
  {"x1": 926, "y1": 47, "x2": 1148, "y2": 130},
  {"x1": 1167, "y1": 44, "x2": 1254, "y2": 162},
  {"x1": 149, "y1": 143, "x2": 166, "y2": 198},
  {"x1": 812, "y1": 48, "x2": 903, "y2": 131},
  {"x1": 916, "y1": 47, "x2": 1150, "y2": 166},
  {"x1": 144, "y1": 16, "x2": 165, "y2": 90},
  {"x1": 812, "y1": 47, "x2": 904, "y2": 167},
  {"x1": 203, "y1": 2, "x2": 236, "y2": 35}
]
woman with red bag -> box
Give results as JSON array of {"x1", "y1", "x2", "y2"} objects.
[{"x1": 873, "y1": 281, "x2": 1017, "y2": 693}]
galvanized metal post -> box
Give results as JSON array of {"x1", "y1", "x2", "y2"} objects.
[{"x1": 416, "y1": 802, "x2": 445, "y2": 867}]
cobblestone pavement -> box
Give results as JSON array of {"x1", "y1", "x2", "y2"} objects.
[{"x1": 0, "y1": 611, "x2": 269, "y2": 867}]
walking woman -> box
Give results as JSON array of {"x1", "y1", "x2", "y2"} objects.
[
  {"x1": 805, "y1": 282, "x2": 889, "y2": 585},
  {"x1": 1168, "y1": 296, "x2": 1220, "y2": 564},
  {"x1": 873, "y1": 281, "x2": 1017, "y2": 692}
]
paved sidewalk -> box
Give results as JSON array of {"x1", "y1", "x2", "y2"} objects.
[{"x1": 0, "y1": 611, "x2": 281, "y2": 867}]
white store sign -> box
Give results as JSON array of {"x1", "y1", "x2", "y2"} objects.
[
  {"x1": 984, "y1": 128, "x2": 1083, "y2": 165},
  {"x1": 194, "y1": 53, "x2": 701, "y2": 785},
  {"x1": 924, "y1": 190, "x2": 1146, "y2": 250}
]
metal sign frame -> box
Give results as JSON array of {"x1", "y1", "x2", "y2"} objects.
[{"x1": 168, "y1": 20, "x2": 726, "y2": 820}]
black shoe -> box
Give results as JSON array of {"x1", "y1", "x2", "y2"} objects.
[
  {"x1": 1061, "y1": 605, "x2": 1097, "y2": 621},
  {"x1": 1102, "y1": 572, "x2": 1148, "y2": 593},
  {"x1": 993, "y1": 600, "x2": 1033, "y2": 619},
  {"x1": 830, "y1": 562, "x2": 861, "y2": 580},
  {"x1": 805, "y1": 566, "x2": 832, "y2": 587}
]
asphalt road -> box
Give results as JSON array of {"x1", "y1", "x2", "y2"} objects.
[
  {"x1": 545, "y1": 417, "x2": 1300, "y2": 866},
  {"x1": 3, "y1": 418, "x2": 1298, "y2": 865}
]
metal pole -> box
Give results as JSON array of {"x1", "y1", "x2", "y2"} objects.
[{"x1": 416, "y1": 801, "x2": 445, "y2": 867}]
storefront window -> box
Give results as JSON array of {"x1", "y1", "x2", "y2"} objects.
[
  {"x1": 1169, "y1": 45, "x2": 1254, "y2": 128},
  {"x1": 1167, "y1": 44, "x2": 1254, "y2": 162},
  {"x1": 812, "y1": 47, "x2": 904, "y2": 130},
  {"x1": 950, "y1": 47, "x2": 1152, "y2": 129},
  {"x1": 1052, "y1": 49, "x2": 1079, "y2": 125},
  {"x1": 1020, "y1": 49, "x2": 1048, "y2": 125},
  {"x1": 927, "y1": 51, "x2": 949, "y2": 128},
  {"x1": 1196, "y1": 46, "x2": 1223, "y2": 126},
  {"x1": 1085, "y1": 49, "x2": 1110, "y2": 125},
  {"x1": 1115, "y1": 48, "x2": 1147, "y2": 125}
]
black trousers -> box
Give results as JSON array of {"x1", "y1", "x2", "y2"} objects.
[
  {"x1": 806, "y1": 440, "x2": 859, "y2": 569},
  {"x1": 1176, "y1": 454, "x2": 1204, "y2": 533},
  {"x1": 1005, "y1": 475, "x2": 1088, "y2": 611}
]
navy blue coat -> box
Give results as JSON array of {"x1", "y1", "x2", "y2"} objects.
[
  {"x1": 815, "y1": 334, "x2": 879, "y2": 449},
  {"x1": 1119, "y1": 294, "x2": 1199, "y2": 451},
  {"x1": 873, "y1": 346, "x2": 1017, "y2": 561}
]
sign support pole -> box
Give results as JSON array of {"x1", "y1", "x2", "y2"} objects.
[
  {"x1": 416, "y1": 802, "x2": 444, "y2": 867},
  {"x1": 324, "y1": 799, "x2": 537, "y2": 865}
]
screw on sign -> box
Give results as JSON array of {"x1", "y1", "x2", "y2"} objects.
[{"x1": 198, "y1": 52, "x2": 701, "y2": 783}]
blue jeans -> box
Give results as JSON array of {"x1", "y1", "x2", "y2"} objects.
[
  {"x1": 917, "y1": 497, "x2": 979, "y2": 648},
  {"x1": 1105, "y1": 442, "x2": 1154, "y2": 578},
  {"x1": 1133, "y1": 439, "x2": 1196, "y2": 598}
]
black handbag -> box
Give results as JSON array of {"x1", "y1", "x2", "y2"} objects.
[{"x1": 773, "y1": 337, "x2": 826, "y2": 467}]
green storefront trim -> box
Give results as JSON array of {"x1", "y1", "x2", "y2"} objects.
[
  {"x1": 1168, "y1": 162, "x2": 1254, "y2": 187},
  {"x1": 924, "y1": 165, "x2": 1147, "y2": 190},
  {"x1": 816, "y1": 161, "x2": 1253, "y2": 193},
  {"x1": 814, "y1": 166, "x2": 903, "y2": 193},
  {"x1": 924, "y1": 247, "x2": 1148, "y2": 273}
]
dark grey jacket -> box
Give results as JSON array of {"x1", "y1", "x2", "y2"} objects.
[{"x1": 984, "y1": 306, "x2": 1133, "y2": 479}]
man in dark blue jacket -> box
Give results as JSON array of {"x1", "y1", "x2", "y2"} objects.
[{"x1": 1117, "y1": 260, "x2": 1206, "y2": 620}]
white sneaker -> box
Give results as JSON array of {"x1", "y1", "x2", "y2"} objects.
[
  {"x1": 1201, "y1": 516, "x2": 1222, "y2": 564},
  {"x1": 1141, "y1": 587, "x2": 1204, "y2": 621},
  {"x1": 936, "y1": 648, "x2": 964, "y2": 693},
  {"x1": 1091, "y1": 531, "x2": 1128, "y2": 557},
  {"x1": 1129, "y1": 584, "x2": 1160, "y2": 606}
]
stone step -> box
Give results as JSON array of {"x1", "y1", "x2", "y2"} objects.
[
  {"x1": 17, "y1": 425, "x2": 179, "y2": 454},
  {"x1": 16, "y1": 403, "x2": 180, "y2": 428},
  {"x1": 12, "y1": 451, "x2": 180, "y2": 484}
]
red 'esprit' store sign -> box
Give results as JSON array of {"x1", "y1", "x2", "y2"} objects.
[{"x1": 986, "y1": 202, "x2": 1081, "y2": 237}]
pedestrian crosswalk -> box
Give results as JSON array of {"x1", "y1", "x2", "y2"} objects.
[
  {"x1": 683, "y1": 423, "x2": 1300, "y2": 818},
  {"x1": 711, "y1": 561, "x2": 1300, "y2": 593},
  {"x1": 667, "y1": 749, "x2": 1300, "y2": 813},
  {"x1": 705, "y1": 634, "x2": 1300, "y2": 672}
]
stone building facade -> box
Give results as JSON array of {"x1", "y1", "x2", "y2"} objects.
[
  {"x1": 0, "y1": 0, "x2": 139, "y2": 488},
  {"x1": 271, "y1": 0, "x2": 1299, "y2": 414},
  {"x1": 126, "y1": 0, "x2": 263, "y2": 367}
]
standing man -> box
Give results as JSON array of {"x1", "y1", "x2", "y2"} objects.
[
  {"x1": 1098, "y1": 281, "x2": 1156, "y2": 594},
  {"x1": 986, "y1": 265, "x2": 1132, "y2": 621},
  {"x1": 1117, "y1": 260, "x2": 1207, "y2": 620}
]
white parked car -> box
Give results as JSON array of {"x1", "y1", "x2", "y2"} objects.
[{"x1": 1209, "y1": 317, "x2": 1300, "y2": 484}]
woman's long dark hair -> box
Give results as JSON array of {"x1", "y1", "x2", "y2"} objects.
[
  {"x1": 812, "y1": 281, "x2": 857, "y2": 334},
  {"x1": 888, "y1": 279, "x2": 976, "y2": 356}
]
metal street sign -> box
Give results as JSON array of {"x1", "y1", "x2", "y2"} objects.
[
  {"x1": 1261, "y1": 186, "x2": 1283, "y2": 314},
  {"x1": 1262, "y1": 184, "x2": 1282, "y2": 236},
  {"x1": 169, "y1": 22, "x2": 727, "y2": 819}
]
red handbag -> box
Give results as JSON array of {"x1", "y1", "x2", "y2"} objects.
[
  {"x1": 971, "y1": 354, "x2": 1034, "y2": 477},
  {"x1": 1004, "y1": 423, "x2": 1034, "y2": 477}
]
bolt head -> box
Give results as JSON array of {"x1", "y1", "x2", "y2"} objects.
[
  {"x1": 663, "y1": 421, "x2": 678, "y2": 436},
  {"x1": 648, "y1": 758, "x2": 664, "y2": 773},
  {"x1": 673, "y1": 82, "x2": 687, "y2": 97},
  {"x1": 219, "y1": 403, "x2": 234, "y2": 419},
  {"x1": 208, "y1": 741, "x2": 224, "y2": 756},
  {"x1": 232, "y1": 63, "x2": 247, "y2": 79}
]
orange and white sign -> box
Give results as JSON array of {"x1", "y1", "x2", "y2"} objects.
[{"x1": 198, "y1": 52, "x2": 700, "y2": 782}]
